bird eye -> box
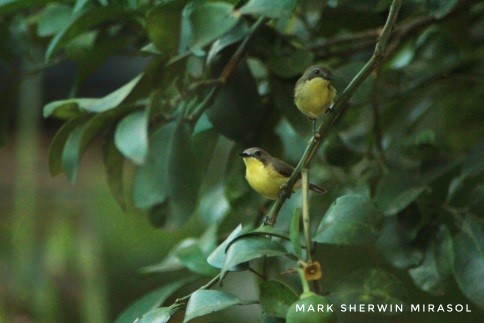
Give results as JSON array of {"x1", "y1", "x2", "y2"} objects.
[
  {"x1": 314, "y1": 69, "x2": 320, "y2": 75},
  {"x1": 255, "y1": 150, "x2": 261, "y2": 156}
]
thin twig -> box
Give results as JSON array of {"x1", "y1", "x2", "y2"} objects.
[
  {"x1": 301, "y1": 169, "x2": 313, "y2": 263},
  {"x1": 264, "y1": 0, "x2": 403, "y2": 226},
  {"x1": 174, "y1": 273, "x2": 222, "y2": 304}
]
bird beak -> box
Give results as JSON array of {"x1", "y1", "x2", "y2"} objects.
[
  {"x1": 239, "y1": 152, "x2": 249, "y2": 157},
  {"x1": 324, "y1": 74, "x2": 333, "y2": 81}
]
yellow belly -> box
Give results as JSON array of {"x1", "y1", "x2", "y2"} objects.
[
  {"x1": 243, "y1": 158, "x2": 288, "y2": 200},
  {"x1": 295, "y1": 78, "x2": 336, "y2": 118}
]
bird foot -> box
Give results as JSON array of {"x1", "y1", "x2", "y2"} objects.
[{"x1": 278, "y1": 184, "x2": 294, "y2": 199}]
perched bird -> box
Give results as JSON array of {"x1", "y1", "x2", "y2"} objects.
[
  {"x1": 294, "y1": 65, "x2": 336, "y2": 132},
  {"x1": 239, "y1": 147, "x2": 326, "y2": 200}
]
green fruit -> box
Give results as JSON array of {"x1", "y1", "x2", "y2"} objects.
[{"x1": 286, "y1": 293, "x2": 336, "y2": 323}]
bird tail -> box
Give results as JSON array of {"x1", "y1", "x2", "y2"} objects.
[{"x1": 309, "y1": 183, "x2": 327, "y2": 195}]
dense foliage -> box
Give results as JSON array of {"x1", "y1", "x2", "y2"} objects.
[{"x1": 1, "y1": 0, "x2": 483, "y2": 322}]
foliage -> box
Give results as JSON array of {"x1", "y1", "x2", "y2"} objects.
[{"x1": 2, "y1": 0, "x2": 483, "y2": 321}]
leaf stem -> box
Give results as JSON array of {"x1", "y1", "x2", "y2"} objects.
[{"x1": 264, "y1": 0, "x2": 402, "y2": 226}]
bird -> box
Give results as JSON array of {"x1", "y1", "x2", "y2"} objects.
[
  {"x1": 239, "y1": 147, "x2": 326, "y2": 200},
  {"x1": 294, "y1": 65, "x2": 336, "y2": 132}
]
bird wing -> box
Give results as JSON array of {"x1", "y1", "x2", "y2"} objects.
[{"x1": 272, "y1": 159, "x2": 295, "y2": 178}]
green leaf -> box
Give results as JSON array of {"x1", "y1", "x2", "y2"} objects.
[
  {"x1": 184, "y1": 290, "x2": 240, "y2": 322},
  {"x1": 61, "y1": 121, "x2": 86, "y2": 183},
  {"x1": 48, "y1": 118, "x2": 85, "y2": 176},
  {"x1": 166, "y1": 118, "x2": 201, "y2": 225},
  {"x1": 207, "y1": 20, "x2": 248, "y2": 64},
  {"x1": 0, "y1": 0, "x2": 50, "y2": 15},
  {"x1": 115, "y1": 278, "x2": 193, "y2": 323},
  {"x1": 376, "y1": 216, "x2": 424, "y2": 269},
  {"x1": 188, "y1": 2, "x2": 239, "y2": 50},
  {"x1": 409, "y1": 225, "x2": 453, "y2": 295},
  {"x1": 114, "y1": 111, "x2": 148, "y2": 165},
  {"x1": 259, "y1": 280, "x2": 298, "y2": 318},
  {"x1": 329, "y1": 269, "x2": 407, "y2": 306},
  {"x1": 135, "y1": 306, "x2": 176, "y2": 323},
  {"x1": 271, "y1": 78, "x2": 309, "y2": 136},
  {"x1": 133, "y1": 123, "x2": 173, "y2": 209},
  {"x1": 453, "y1": 216, "x2": 484, "y2": 309},
  {"x1": 77, "y1": 105, "x2": 137, "y2": 162},
  {"x1": 314, "y1": 195, "x2": 384, "y2": 245},
  {"x1": 45, "y1": 5, "x2": 128, "y2": 61},
  {"x1": 43, "y1": 99, "x2": 92, "y2": 119},
  {"x1": 426, "y1": 0, "x2": 459, "y2": 19},
  {"x1": 37, "y1": 3, "x2": 72, "y2": 37},
  {"x1": 207, "y1": 63, "x2": 267, "y2": 142},
  {"x1": 43, "y1": 74, "x2": 143, "y2": 117},
  {"x1": 461, "y1": 139, "x2": 484, "y2": 178},
  {"x1": 140, "y1": 238, "x2": 196, "y2": 275},
  {"x1": 175, "y1": 243, "x2": 219, "y2": 276},
  {"x1": 103, "y1": 132, "x2": 126, "y2": 210},
  {"x1": 207, "y1": 225, "x2": 245, "y2": 269},
  {"x1": 146, "y1": 2, "x2": 183, "y2": 54},
  {"x1": 238, "y1": 0, "x2": 296, "y2": 18},
  {"x1": 376, "y1": 172, "x2": 428, "y2": 216},
  {"x1": 289, "y1": 208, "x2": 302, "y2": 259},
  {"x1": 267, "y1": 50, "x2": 314, "y2": 78},
  {"x1": 222, "y1": 236, "x2": 287, "y2": 272}
]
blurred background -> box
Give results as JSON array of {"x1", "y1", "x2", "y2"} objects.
[{"x1": 1, "y1": 0, "x2": 483, "y2": 322}]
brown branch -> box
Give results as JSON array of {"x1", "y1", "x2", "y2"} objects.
[
  {"x1": 264, "y1": 0, "x2": 403, "y2": 226},
  {"x1": 312, "y1": 0, "x2": 472, "y2": 60},
  {"x1": 186, "y1": 17, "x2": 268, "y2": 124}
]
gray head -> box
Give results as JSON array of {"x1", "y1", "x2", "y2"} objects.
[
  {"x1": 239, "y1": 147, "x2": 271, "y2": 160},
  {"x1": 300, "y1": 65, "x2": 333, "y2": 82}
]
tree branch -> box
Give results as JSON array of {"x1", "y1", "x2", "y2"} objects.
[
  {"x1": 312, "y1": 0, "x2": 471, "y2": 60},
  {"x1": 186, "y1": 17, "x2": 268, "y2": 124},
  {"x1": 264, "y1": 0, "x2": 403, "y2": 226}
]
